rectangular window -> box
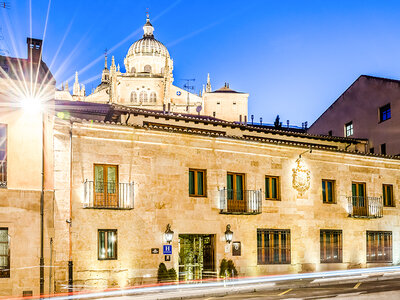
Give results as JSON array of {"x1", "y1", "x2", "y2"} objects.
[
  {"x1": 381, "y1": 143, "x2": 386, "y2": 155},
  {"x1": 189, "y1": 169, "x2": 206, "y2": 197},
  {"x1": 320, "y1": 230, "x2": 342, "y2": 263},
  {"x1": 98, "y1": 229, "x2": 117, "y2": 260},
  {"x1": 0, "y1": 228, "x2": 10, "y2": 278},
  {"x1": 94, "y1": 164, "x2": 118, "y2": 207},
  {"x1": 370, "y1": 147, "x2": 374, "y2": 154},
  {"x1": 366, "y1": 231, "x2": 392, "y2": 263},
  {"x1": 227, "y1": 172, "x2": 244, "y2": 201},
  {"x1": 383, "y1": 184, "x2": 394, "y2": 207},
  {"x1": 322, "y1": 180, "x2": 335, "y2": 203},
  {"x1": 257, "y1": 229, "x2": 290, "y2": 264},
  {"x1": 345, "y1": 121, "x2": 353, "y2": 137},
  {"x1": 328, "y1": 130, "x2": 332, "y2": 136},
  {"x1": 379, "y1": 103, "x2": 391, "y2": 122},
  {"x1": 265, "y1": 176, "x2": 279, "y2": 200},
  {"x1": 0, "y1": 124, "x2": 6, "y2": 188}
]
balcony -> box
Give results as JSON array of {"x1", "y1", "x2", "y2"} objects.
[
  {"x1": 347, "y1": 196, "x2": 383, "y2": 218},
  {"x1": 84, "y1": 180, "x2": 134, "y2": 209},
  {"x1": 219, "y1": 188, "x2": 262, "y2": 215}
]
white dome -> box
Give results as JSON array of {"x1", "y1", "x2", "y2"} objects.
[{"x1": 127, "y1": 37, "x2": 169, "y2": 58}]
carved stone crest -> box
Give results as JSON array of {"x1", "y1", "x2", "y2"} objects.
[{"x1": 292, "y1": 157, "x2": 311, "y2": 196}]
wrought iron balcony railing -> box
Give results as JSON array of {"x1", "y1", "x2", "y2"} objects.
[
  {"x1": 219, "y1": 188, "x2": 262, "y2": 215},
  {"x1": 347, "y1": 196, "x2": 383, "y2": 218},
  {"x1": 84, "y1": 180, "x2": 134, "y2": 209}
]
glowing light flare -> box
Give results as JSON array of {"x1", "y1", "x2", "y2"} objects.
[{"x1": 20, "y1": 96, "x2": 42, "y2": 113}]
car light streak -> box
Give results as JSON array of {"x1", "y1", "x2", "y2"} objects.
[{"x1": 6, "y1": 265, "x2": 400, "y2": 300}]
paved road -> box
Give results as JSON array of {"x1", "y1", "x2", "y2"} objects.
[{"x1": 189, "y1": 277, "x2": 400, "y2": 300}]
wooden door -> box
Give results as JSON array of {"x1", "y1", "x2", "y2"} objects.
[
  {"x1": 227, "y1": 173, "x2": 245, "y2": 212},
  {"x1": 94, "y1": 164, "x2": 118, "y2": 207},
  {"x1": 352, "y1": 182, "x2": 366, "y2": 216}
]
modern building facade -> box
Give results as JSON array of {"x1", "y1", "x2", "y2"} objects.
[
  {"x1": 308, "y1": 75, "x2": 400, "y2": 156},
  {"x1": 55, "y1": 15, "x2": 249, "y2": 123}
]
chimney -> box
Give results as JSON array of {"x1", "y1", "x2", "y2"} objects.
[{"x1": 27, "y1": 38, "x2": 43, "y2": 63}]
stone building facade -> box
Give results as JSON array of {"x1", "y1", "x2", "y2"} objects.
[
  {"x1": 0, "y1": 38, "x2": 55, "y2": 296},
  {"x1": 309, "y1": 75, "x2": 400, "y2": 156},
  {"x1": 48, "y1": 101, "x2": 400, "y2": 292}
]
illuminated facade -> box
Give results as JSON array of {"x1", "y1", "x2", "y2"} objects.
[
  {"x1": 55, "y1": 15, "x2": 249, "y2": 123},
  {"x1": 49, "y1": 100, "x2": 399, "y2": 292}
]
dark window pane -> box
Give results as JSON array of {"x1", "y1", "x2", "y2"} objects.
[
  {"x1": 265, "y1": 178, "x2": 270, "y2": 198},
  {"x1": 322, "y1": 181, "x2": 326, "y2": 202},
  {"x1": 236, "y1": 175, "x2": 243, "y2": 200},
  {"x1": 189, "y1": 171, "x2": 195, "y2": 195},
  {"x1": 327, "y1": 181, "x2": 333, "y2": 202},
  {"x1": 197, "y1": 172, "x2": 203, "y2": 196},
  {"x1": 271, "y1": 178, "x2": 277, "y2": 199}
]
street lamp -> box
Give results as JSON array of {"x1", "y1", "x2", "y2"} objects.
[
  {"x1": 225, "y1": 224, "x2": 233, "y2": 244},
  {"x1": 164, "y1": 224, "x2": 174, "y2": 244}
]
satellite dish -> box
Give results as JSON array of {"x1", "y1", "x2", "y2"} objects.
[{"x1": 196, "y1": 105, "x2": 202, "y2": 113}]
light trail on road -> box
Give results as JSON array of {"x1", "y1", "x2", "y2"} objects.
[{"x1": 6, "y1": 265, "x2": 400, "y2": 300}]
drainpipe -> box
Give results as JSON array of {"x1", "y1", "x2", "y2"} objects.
[
  {"x1": 68, "y1": 121, "x2": 73, "y2": 293},
  {"x1": 40, "y1": 112, "x2": 45, "y2": 296}
]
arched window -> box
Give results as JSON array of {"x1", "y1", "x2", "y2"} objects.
[
  {"x1": 144, "y1": 65, "x2": 152, "y2": 73},
  {"x1": 140, "y1": 91, "x2": 148, "y2": 103},
  {"x1": 150, "y1": 92, "x2": 157, "y2": 102},
  {"x1": 130, "y1": 91, "x2": 137, "y2": 103},
  {"x1": 131, "y1": 67, "x2": 136, "y2": 73}
]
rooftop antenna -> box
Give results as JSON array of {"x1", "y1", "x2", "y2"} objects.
[
  {"x1": 0, "y1": 1, "x2": 10, "y2": 56},
  {"x1": 180, "y1": 78, "x2": 195, "y2": 111}
]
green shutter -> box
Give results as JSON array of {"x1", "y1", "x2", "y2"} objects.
[
  {"x1": 189, "y1": 171, "x2": 195, "y2": 195},
  {"x1": 327, "y1": 181, "x2": 333, "y2": 203},
  {"x1": 227, "y1": 174, "x2": 233, "y2": 200},
  {"x1": 236, "y1": 175, "x2": 243, "y2": 200},
  {"x1": 322, "y1": 181, "x2": 326, "y2": 202},
  {"x1": 197, "y1": 172, "x2": 204, "y2": 196},
  {"x1": 265, "y1": 178, "x2": 270, "y2": 198},
  {"x1": 271, "y1": 178, "x2": 277, "y2": 199}
]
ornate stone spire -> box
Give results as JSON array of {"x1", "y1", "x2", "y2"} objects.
[
  {"x1": 64, "y1": 80, "x2": 69, "y2": 91},
  {"x1": 143, "y1": 13, "x2": 154, "y2": 38},
  {"x1": 73, "y1": 71, "x2": 80, "y2": 96},
  {"x1": 206, "y1": 73, "x2": 212, "y2": 92}
]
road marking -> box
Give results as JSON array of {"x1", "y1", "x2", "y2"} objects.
[
  {"x1": 354, "y1": 282, "x2": 362, "y2": 289},
  {"x1": 278, "y1": 288, "x2": 292, "y2": 296}
]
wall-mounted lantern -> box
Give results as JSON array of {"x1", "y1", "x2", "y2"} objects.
[
  {"x1": 164, "y1": 224, "x2": 174, "y2": 244},
  {"x1": 224, "y1": 224, "x2": 233, "y2": 244}
]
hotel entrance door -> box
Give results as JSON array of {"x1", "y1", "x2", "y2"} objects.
[{"x1": 178, "y1": 234, "x2": 215, "y2": 281}]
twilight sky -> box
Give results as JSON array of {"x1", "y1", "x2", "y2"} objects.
[{"x1": 1, "y1": 0, "x2": 400, "y2": 125}]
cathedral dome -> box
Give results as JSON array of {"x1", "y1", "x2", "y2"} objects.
[
  {"x1": 126, "y1": 16, "x2": 169, "y2": 58},
  {"x1": 127, "y1": 37, "x2": 169, "y2": 57}
]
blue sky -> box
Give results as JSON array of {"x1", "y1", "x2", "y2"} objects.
[{"x1": 2, "y1": 0, "x2": 400, "y2": 125}]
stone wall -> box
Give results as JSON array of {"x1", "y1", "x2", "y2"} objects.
[{"x1": 52, "y1": 119, "x2": 400, "y2": 291}]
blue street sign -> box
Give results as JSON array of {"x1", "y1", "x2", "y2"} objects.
[{"x1": 163, "y1": 244, "x2": 172, "y2": 255}]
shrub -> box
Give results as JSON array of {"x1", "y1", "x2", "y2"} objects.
[
  {"x1": 219, "y1": 258, "x2": 237, "y2": 278},
  {"x1": 157, "y1": 263, "x2": 169, "y2": 283},
  {"x1": 158, "y1": 263, "x2": 177, "y2": 282},
  {"x1": 168, "y1": 268, "x2": 177, "y2": 281}
]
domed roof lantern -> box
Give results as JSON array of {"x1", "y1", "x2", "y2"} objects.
[{"x1": 143, "y1": 13, "x2": 154, "y2": 38}]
